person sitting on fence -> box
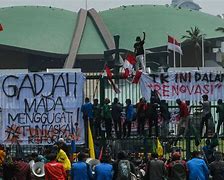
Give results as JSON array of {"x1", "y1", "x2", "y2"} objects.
[
  {"x1": 93, "y1": 98, "x2": 102, "y2": 139},
  {"x1": 186, "y1": 100, "x2": 191, "y2": 114},
  {"x1": 216, "y1": 99, "x2": 224, "y2": 135},
  {"x1": 123, "y1": 99, "x2": 134, "y2": 138},
  {"x1": 146, "y1": 99, "x2": 159, "y2": 137},
  {"x1": 101, "y1": 98, "x2": 113, "y2": 138},
  {"x1": 136, "y1": 98, "x2": 147, "y2": 137},
  {"x1": 199, "y1": 95, "x2": 211, "y2": 138},
  {"x1": 160, "y1": 100, "x2": 171, "y2": 138},
  {"x1": 174, "y1": 99, "x2": 190, "y2": 146},
  {"x1": 111, "y1": 98, "x2": 123, "y2": 139},
  {"x1": 81, "y1": 97, "x2": 94, "y2": 136}
]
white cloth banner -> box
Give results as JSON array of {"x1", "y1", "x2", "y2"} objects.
[
  {"x1": 0, "y1": 72, "x2": 85, "y2": 145},
  {"x1": 140, "y1": 71, "x2": 224, "y2": 101}
]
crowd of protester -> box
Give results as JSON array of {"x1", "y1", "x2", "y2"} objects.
[
  {"x1": 81, "y1": 93, "x2": 169, "y2": 140},
  {"x1": 1, "y1": 140, "x2": 224, "y2": 180},
  {"x1": 1, "y1": 94, "x2": 224, "y2": 179},
  {"x1": 82, "y1": 93, "x2": 224, "y2": 140}
]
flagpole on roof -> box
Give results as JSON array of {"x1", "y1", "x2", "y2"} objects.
[
  {"x1": 180, "y1": 43, "x2": 182, "y2": 67},
  {"x1": 173, "y1": 37, "x2": 176, "y2": 68},
  {"x1": 166, "y1": 32, "x2": 169, "y2": 66},
  {"x1": 202, "y1": 34, "x2": 205, "y2": 67},
  {"x1": 167, "y1": 44, "x2": 169, "y2": 66}
]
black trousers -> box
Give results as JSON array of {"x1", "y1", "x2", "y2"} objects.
[
  {"x1": 148, "y1": 118, "x2": 159, "y2": 137},
  {"x1": 137, "y1": 117, "x2": 145, "y2": 135},
  {"x1": 113, "y1": 118, "x2": 122, "y2": 138},
  {"x1": 123, "y1": 121, "x2": 131, "y2": 137},
  {"x1": 94, "y1": 118, "x2": 101, "y2": 137},
  {"x1": 216, "y1": 118, "x2": 224, "y2": 135},
  {"x1": 105, "y1": 118, "x2": 112, "y2": 138},
  {"x1": 200, "y1": 114, "x2": 210, "y2": 137}
]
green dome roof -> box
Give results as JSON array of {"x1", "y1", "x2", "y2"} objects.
[
  {"x1": 1, "y1": 5, "x2": 224, "y2": 55},
  {"x1": 100, "y1": 5, "x2": 224, "y2": 49},
  {"x1": 0, "y1": 6, "x2": 77, "y2": 55}
]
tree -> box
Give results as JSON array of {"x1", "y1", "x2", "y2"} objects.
[
  {"x1": 182, "y1": 26, "x2": 204, "y2": 69},
  {"x1": 215, "y1": 27, "x2": 224, "y2": 33},
  {"x1": 215, "y1": 27, "x2": 224, "y2": 65}
]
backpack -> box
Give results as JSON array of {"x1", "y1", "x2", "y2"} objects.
[
  {"x1": 170, "y1": 160, "x2": 186, "y2": 180},
  {"x1": 117, "y1": 160, "x2": 131, "y2": 180}
]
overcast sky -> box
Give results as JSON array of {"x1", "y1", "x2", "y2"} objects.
[{"x1": 0, "y1": 0, "x2": 223, "y2": 16}]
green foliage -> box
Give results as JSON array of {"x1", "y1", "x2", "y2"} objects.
[
  {"x1": 182, "y1": 26, "x2": 204, "y2": 48},
  {"x1": 215, "y1": 27, "x2": 224, "y2": 33}
]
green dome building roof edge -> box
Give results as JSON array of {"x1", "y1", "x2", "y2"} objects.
[{"x1": 1, "y1": 5, "x2": 224, "y2": 55}]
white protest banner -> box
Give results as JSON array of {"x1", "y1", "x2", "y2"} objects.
[
  {"x1": 0, "y1": 72, "x2": 85, "y2": 145},
  {"x1": 140, "y1": 71, "x2": 224, "y2": 101}
]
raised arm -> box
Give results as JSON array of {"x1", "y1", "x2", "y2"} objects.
[{"x1": 142, "y1": 32, "x2": 146, "y2": 41}]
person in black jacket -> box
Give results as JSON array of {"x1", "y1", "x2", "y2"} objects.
[
  {"x1": 134, "y1": 32, "x2": 146, "y2": 72},
  {"x1": 111, "y1": 98, "x2": 123, "y2": 139},
  {"x1": 112, "y1": 151, "x2": 136, "y2": 180}
]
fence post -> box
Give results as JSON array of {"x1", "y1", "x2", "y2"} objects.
[
  {"x1": 186, "y1": 136, "x2": 191, "y2": 160},
  {"x1": 186, "y1": 119, "x2": 191, "y2": 160},
  {"x1": 100, "y1": 77, "x2": 105, "y2": 105}
]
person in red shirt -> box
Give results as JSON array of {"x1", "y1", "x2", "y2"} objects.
[
  {"x1": 174, "y1": 99, "x2": 190, "y2": 145},
  {"x1": 136, "y1": 97, "x2": 147, "y2": 137},
  {"x1": 44, "y1": 153, "x2": 66, "y2": 180},
  {"x1": 14, "y1": 158, "x2": 31, "y2": 180}
]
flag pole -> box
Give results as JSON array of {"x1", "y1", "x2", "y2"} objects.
[
  {"x1": 180, "y1": 43, "x2": 182, "y2": 67},
  {"x1": 166, "y1": 33, "x2": 169, "y2": 66},
  {"x1": 173, "y1": 37, "x2": 176, "y2": 68},
  {"x1": 167, "y1": 44, "x2": 169, "y2": 65},
  {"x1": 202, "y1": 34, "x2": 205, "y2": 67}
]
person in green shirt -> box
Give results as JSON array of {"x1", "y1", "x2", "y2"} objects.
[
  {"x1": 93, "y1": 98, "x2": 102, "y2": 139},
  {"x1": 102, "y1": 98, "x2": 112, "y2": 138},
  {"x1": 216, "y1": 99, "x2": 224, "y2": 135}
]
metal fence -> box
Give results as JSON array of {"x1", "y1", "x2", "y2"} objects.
[
  {"x1": 7, "y1": 135, "x2": 224, "y2": 160},
  {"x1": 85, "y1": 73, "x2": 221, "y2": 133},
  {"x1": 84, "y1": 73, "x2": 224, "y2": 159},
  {"x1": 85, "y1": 73, "x2": 141, "y2": 105}
]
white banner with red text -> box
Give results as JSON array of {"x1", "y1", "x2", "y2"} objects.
[{"x1": 140, "y1": 71, "x2": 224, "y2": 101}]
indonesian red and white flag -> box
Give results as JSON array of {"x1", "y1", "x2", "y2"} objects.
[
  {"x1": 104, "y1": 65, "x2": 113, "y2": 79},
  {"x1": 168, "y1": 35, "x2": 183, "y2": 55},
  {"x1": 104, "y1": 65, "x2": 120, "y2": 93},
  {"x1": 122, "y1": 54, "x2": 136, "y2": 78},
  {"x1": 132, "y1": 70, "x2": 142, "y2": 84},
  {"x1": 0, "y1": 24, "x2": 3, "y2": 31}
]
